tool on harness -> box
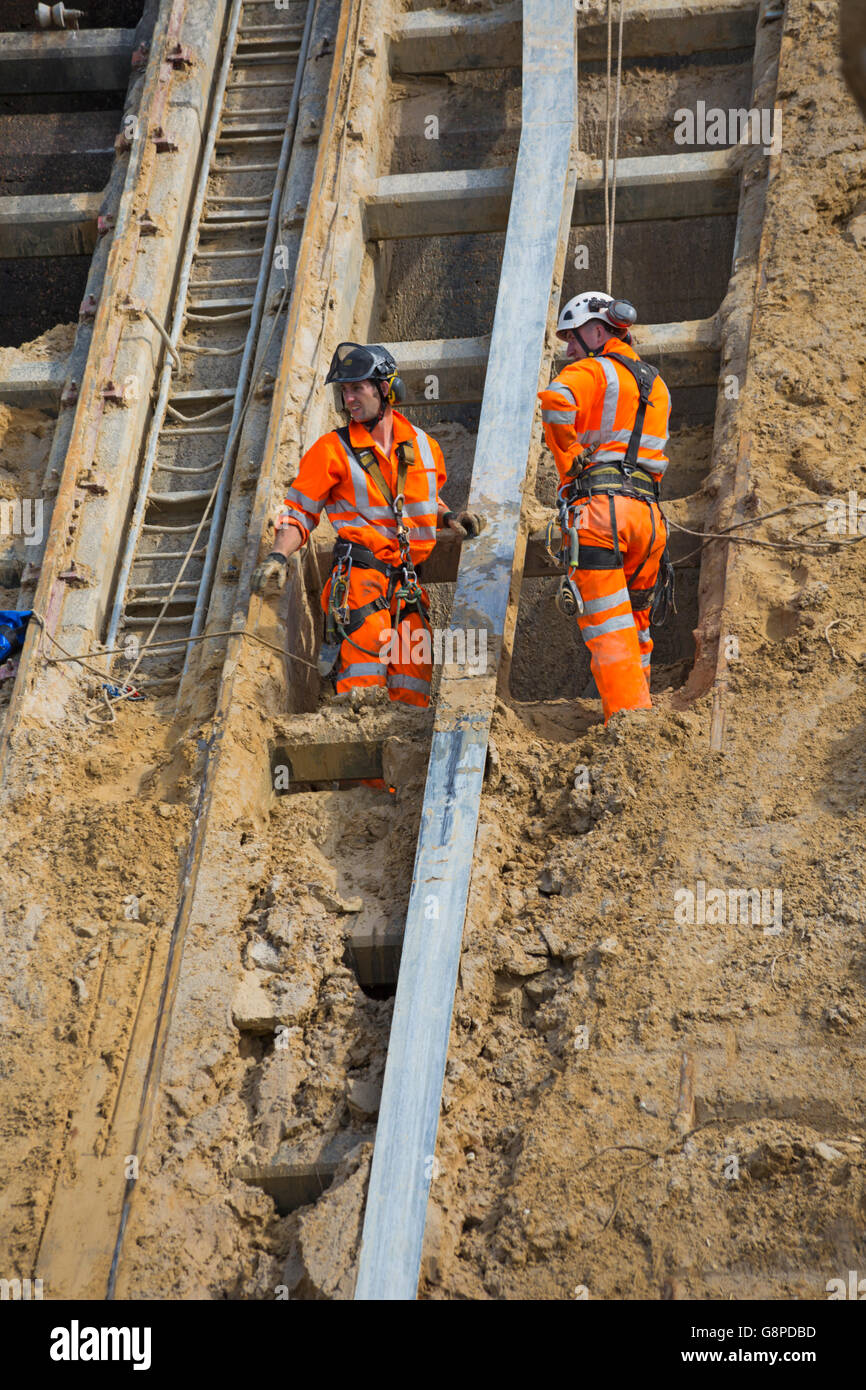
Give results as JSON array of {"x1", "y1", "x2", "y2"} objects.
[
  {"x1": 318, "y1": 429, "x2": 431, "y2": 680},
  {"x1": 554, "y1": 351, "x2": 676, "y2": 624},
  {"x1": 546, "y1": 503, "x2": 584, "y2": 616}
]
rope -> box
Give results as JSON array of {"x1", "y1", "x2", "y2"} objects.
[
  {"x1": 28, "y1": 611, "x2": 320, "y2": 725},
  {"x1": 603, "y1": 0, "x2": 625, "y2": 293},
  {"x1": 668, "y1": 499, "x2": 866, "y2": 566}
]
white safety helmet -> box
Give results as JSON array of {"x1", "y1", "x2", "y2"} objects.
[{"x1": 556, "y1": 291, "x2": 637, "y2": 341}]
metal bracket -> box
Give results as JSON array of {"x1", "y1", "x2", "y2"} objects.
[
  {"x1": 76, "y1": 469, "x2": 109, "y2": 495},
  {"x1": 78, "y1": 294, "x2": 98, "y2": 323},
  {"x1": 58, "y1": 563, "x2": 92, "y2": 588},
  {"x1": 137, "y1": 211, "x2": 159, "y2": 236},
  {"x1": 60, "y1": 381, "x2": 79, "y2": 408},
  {"x1": 101, "y1": 382, "x2": 127, "y2": 407},
  {"x1": 114, "y1": 130, "x2": 133, "y2": 156},
  {"x1": 131, "y1": 42, "x2": 149, "y2": 70},
  {"x1": 165, "y1": 43, "x2": 194, "y2": 69},
  {"x1": 151, "y1": 126, "x2": 178, "y2": 154},
  {"x1": 97, "y1": 214, "x2": 115, "y2": 238}
]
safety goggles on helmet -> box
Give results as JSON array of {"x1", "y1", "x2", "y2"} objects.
[{"x1": 325, "y1": 342, "x2": 406, "y2": 414}]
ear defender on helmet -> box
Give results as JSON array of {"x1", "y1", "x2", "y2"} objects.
[{"x1": 386, "y1": 373, "x2": 406, "y2": 405}]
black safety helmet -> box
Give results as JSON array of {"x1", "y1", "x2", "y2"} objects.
[{"x1": 325, "y1": 342, "x2": 406, "y2": 420}]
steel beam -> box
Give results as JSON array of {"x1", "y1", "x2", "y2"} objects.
[
  {"x1": 0, "y1": 357, "x2": 66, "y2": 409},
  {"x1": 366, "y1": 150, "x2": 739, "y2": 239},
  {"x1": 0, "y1": 29, "x2": 136, "y2": 95},
  {"x1": 0, "y1": 191, "x2": 102, "y2": 258},
  {"x1": 386, "y1": 317, "x2": 720, "y2": 403},
  {"x1": 354, "y1": 0, "x2": 578, "y2": 1302},
  {"x1": 390, "y1": 0, "x2": 758, "y2": 74}
]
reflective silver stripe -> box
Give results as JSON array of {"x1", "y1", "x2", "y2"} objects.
[
  {"x1": 639, "y1": 434, "x2": 668, "y2": 451},
  {"x1": 329, "y1": 513, "x2": 387, "y2": 534},
  {"x1": 387, "y1": 673, "x2": 430, "y2": 694},
  {"x1": 285, "y1": 484, "x2": 323, "y2": 514},
  {"x1": 280, "y1": 505, "x2": 311, "y2": 528},
  {"x1": 549, "y1": 378, "x2": 577, "y2": 407},
  {"x1": 598, "y1": 357, "x2": 621, "y2": 441},
  {"x1": 576, "y1": 427, "x2": 603, "y2": 447},
  {"x1": 334, "y1": 433, "x2": 379, "y2": 517},
  {"x1": 581, "y1": 612, "x2": 637, "y2": 641},
  {"x1": 327, "y1": 502, "x2": 394, "y2": 523},
  {"x1": 413, "y1": 428, "x2": 437, "y2": 501},
  {"x1": 338, "y1": 662, "x2": 386, "y2": 681},
  {"x1": 543, "y1": 408, "x2": 576, "y2": 425},
  {"x1": 637, "y1": 631, "x2": 653, "y2": 646},
  {"x1": 640, "y1": 653, "x2": 651, "y2": 667},
  {"x1": 402, "y1": 500, "x2": 436, "y2": 517},
  {"x1": 405, "y1": 525, "x2": 437, "y2": 541},
  {"x1": 581, "y1": 585, "x2": 630, "y2": 616}
]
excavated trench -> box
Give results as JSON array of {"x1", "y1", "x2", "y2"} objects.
[{"x1": 2, "y1": 0, "x2": 866, "y2": 1307}]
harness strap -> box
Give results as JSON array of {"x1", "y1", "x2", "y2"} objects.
[
  {"x1": 336, "y1": 425, "x2": 411, "y2": 513},
  {"x1": 605, "y1": 351, "x2": 659, "y2": 473}
]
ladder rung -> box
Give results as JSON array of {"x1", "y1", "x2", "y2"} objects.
[
  {"x1": 123, "y1": 612, "x2": 194, "y2": 624},
  {"x1": 168, "y1": 388, "x2": 237, "y2": 402},
  {"x1": 142, "y1": 521, "x2": 211, "y2": 533},
  {"x1": 147, "y1": 489, "x2": 217, "y2": 504},
  {"x1": 188, "y1": 277, "x2": 258, "y2": 287},
  {"x1": 129, "y1": 580, "x2": 200, "y2": 592},
  {"x1": 134, "y1": 549, "x2": 207, "y2": 561},
  {"x1": 199, "y1": 218, "x2": 268, "y2": 230},
  {"x1": 186, "y1": 297, "x2": 254, "y2": 311},
  {"x1": 222, "y1": 107, "x2": 288, "y2": 117},
  {"x1": 161, "y1": 425, "x2": 231, "y2": 437},
  {"x1": 211, "y1": 162, "x2": 279, "y2": 172},
  {"x1": 154, "y1": 461, "x2": 223, "y2": 474},
  {"x1": 218, "y1": 122, "x2": 284, "y2": 135},
  {"x1": 225, "y1": 79, "x2": 293, "y2": 88},
  {"x1": 216, "y1": 135, "x2": 283, "y2": 145}
]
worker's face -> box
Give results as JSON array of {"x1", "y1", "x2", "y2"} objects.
[
  {"x1": 341, "y1": 378, "x2": 382, "y2": 422},
  {"x1": 563, "y1": 321, "x2": 608, "y2": 360}
]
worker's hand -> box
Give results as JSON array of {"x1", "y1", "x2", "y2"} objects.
[
  {"x1": 251, "y1": 551, "x2": 290, "y2": 595},
  {"x1": 446, "y1": 510, "x2": 485, "y2": 539}
]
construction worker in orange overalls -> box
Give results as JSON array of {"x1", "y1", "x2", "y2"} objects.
[
  {"x1": 251, "y1": 342, "x2": 481, "y2": 707},
  {"x1": 538, "y1": 292, "x2": 675, "y2": 723}
]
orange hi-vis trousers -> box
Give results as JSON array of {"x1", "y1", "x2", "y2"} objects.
[
  {"x1": 322, "y1": 563, "x2": 432, "y2": 708},
  {"x1": 569, "y1": 492, "x2": 667, "y2": 722}
]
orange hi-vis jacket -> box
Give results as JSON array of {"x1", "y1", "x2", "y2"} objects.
[
  {"x1": 538, "y1": 336, "x2": 671, "y2": 493},
  {"x1": 279, "y1": 410, "x2": 446, "y2": 566}
]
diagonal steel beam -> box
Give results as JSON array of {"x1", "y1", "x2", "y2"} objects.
[{"x1": 353, "y1": 0, "x2": 577, "y2": 1301}]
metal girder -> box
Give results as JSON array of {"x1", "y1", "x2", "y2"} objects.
[
  {"x1": 0, "y1": 29, "x2": 136, "y2": 94},
  {"x1": 365, "y1": 149, "x2": 739, "y2": 239},
  {"x1": 385, "y1": 317, "x2": 720, "y2": 403},
  {"x1": 389, "y1": 0, "x2": 758, "y2": 74},
  {"x1": 0, "y1": 191, "x2": 102, "y2": 257},
  {"x1": 354, "y1": 0, "x2": 578, "y2": 1302},
  {"x1": 0, "y1": 357, "x2": 67, "y2": 408}
]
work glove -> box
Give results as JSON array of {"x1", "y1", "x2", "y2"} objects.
[
  {"x1": 251, "y1": 551, "x2": 289, "y2": 595},
  {"x1": 443, "y1": 511, "x2": 486, "y2": 539}
]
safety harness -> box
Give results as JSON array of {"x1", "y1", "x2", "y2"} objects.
[
  {"x1": 318, "y1": 426, "x2": 431, "y2": 679},
  {"x1": 554, "y1": 352, "x2": 675, "y2": 626}
]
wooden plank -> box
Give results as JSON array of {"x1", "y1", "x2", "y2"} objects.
[
  {"x1": 354, "y1": 0, "x2": 578, "y2": 1302},
  {"x1": 390, "y1": 1, "x2": 757, "y2": 74},
  {"x1": 0, "y1": 191, "x2": 102, "y2": 258},
  {"x1": 0, "y1": 29, "x2": 136, "y2": 95}
]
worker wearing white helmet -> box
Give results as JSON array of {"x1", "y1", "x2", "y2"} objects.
[{"x1": 538, "y1": 291, "x2": 675, "y2": 722}]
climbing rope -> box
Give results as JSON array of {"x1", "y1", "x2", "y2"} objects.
[
  {"x1": 668, "y1": 499, "x2": 866, "y2": 566},
  {"x1": 603, "y1": 0, "x2": 625, "y2": 293}
]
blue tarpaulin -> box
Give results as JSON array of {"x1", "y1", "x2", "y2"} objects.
[{"x1": 0, "y1": 610, "x2": 33, "y2": 663}]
